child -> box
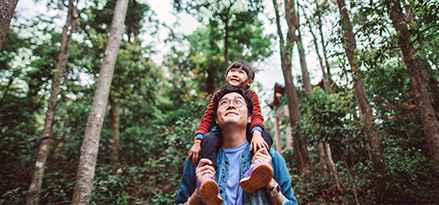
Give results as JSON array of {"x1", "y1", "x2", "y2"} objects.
[{"x1": 187, "y1": 60, "x2": 274, "y2": 204}]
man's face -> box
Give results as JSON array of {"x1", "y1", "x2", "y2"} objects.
[{"x1": 215, "y1": 92, "x2": 251, "y2": 128}]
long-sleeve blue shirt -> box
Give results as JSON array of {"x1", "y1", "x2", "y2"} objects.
[{"x1": 176, "y1": 143, "x2": 298, "y2": 204}]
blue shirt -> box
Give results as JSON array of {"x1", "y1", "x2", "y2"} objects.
[
  {"x1": 176, "y1": 143, "x2": 298, "y2": 204},
  {"x1": 223, "y1": 141, "x2": 247, "y2": 204}
]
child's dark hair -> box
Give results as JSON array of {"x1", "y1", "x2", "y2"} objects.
[
  {"x1": 213, "y1": 85, "x2": 254, "y2": 117},
  {"x1": 224, "y1": 60, "x2": 255, "y2": 87}
]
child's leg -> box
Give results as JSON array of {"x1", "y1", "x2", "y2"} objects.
[
  {"x1": 261, "y1": 130, "x2": 273, "y2": 150},
  {"x1": 199, "y1": 129, "x2": 222, "y2": 168},
  {"x1": 247, "y1": 130, "x2": 273, "y2": 159},
  {"x1": 198, "y1": 129, "x2": 224, "y2": 204},
  {"x1": 240, "y1": 130, "x2": 274, "y2": 193}
]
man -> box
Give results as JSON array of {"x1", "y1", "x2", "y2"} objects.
[{"x1": 176, "y1": 85, "x2": 298, "y2": 205}]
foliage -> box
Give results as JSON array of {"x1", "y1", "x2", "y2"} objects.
[{"x1": 1, "y1": 0, "x2": 439, "y2": 204}]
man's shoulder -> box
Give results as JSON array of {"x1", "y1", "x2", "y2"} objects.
[
  {"x1": 269, "y1": 149, "x2": 280, "y2": 156},
  {"x1": 269, "y1": 149, "x2": 286, "y2": 163}
]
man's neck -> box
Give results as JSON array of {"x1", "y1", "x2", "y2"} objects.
[{"x1": 221, "y1": 125, "x2": 247, "y2": 149}]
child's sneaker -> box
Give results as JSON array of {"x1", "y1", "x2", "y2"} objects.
[
  {"x1": 198, "y1": 173, "x2": 223, "y2": 205},
  {"x1": 239, "y1": 160, "x2": 273, "y2": 193}
]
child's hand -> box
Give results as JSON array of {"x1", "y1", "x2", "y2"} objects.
[
  {"x1": 188, "y1": 142, "x2": 201, "y2": 165},
  {"x1": 250, "y1": 131, "x2": 269, "y2": 154}
]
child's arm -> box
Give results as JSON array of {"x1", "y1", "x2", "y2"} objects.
[
  {"x1": 188, "y1": 91, "x2": 218, "y2": 164},
  {"x1": 188, "y1": 139, "x2": 201, "y2": 165},
  {"x1": 250, "y1": 130, "x2": 269, "y2": 153},
  {"x1": 248, "y1": 90, "x2": 270, "y2": 152}
]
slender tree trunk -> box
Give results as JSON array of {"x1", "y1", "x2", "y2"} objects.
[
  {"x1": 307, "y1": 11, "x2": 340, "y2": 187},
  {"x1": 312, "y1": 30, "x2": 340, "y2": 189},
  {"x1": 386, "y1": 0, "x2": 439, "y2": 173},
  {"x1": 206, "y1": 69, "x2": 215, "y2": 94},
  {"x1": 0, "y1": 0, "x2": 18, "y2": 50},
  {"x1": 274, "y1": 116, "x2": 282, "y2": 152},
  {"x1": 273, "y1": 0, "x2": 309, "y2": 174},
  {"x1": 109, "y1": 93, "x2": 120, "y2": 164},
  {"x1": 336, "y1": 0, "x2": 386, "y2": 176},
  {"x1": 316, "y1": 1, "x2": 332, "y2": 80},
  {"x1": 292, "y1": 0, "x2": 312, "y2": 95},
  {"x1": 318, "y1": 142, "x2": 331, "y2": 177},
  {"x1": 25, "y1": 1, "x2": 77, "y2": 204},
  {"x1": 288, "y1": 0, "x2": 311, "y2": 169},
  {"x1": 326, "y1": 143, "x2": 342, "y2": 191},
  {"x1": 71, "y1": 0, "x2": 128, "y2": 203},
  {"x1": 301, "y1": 4, "x2": 333, "y2": 94},
  {"x1": 224, "y1": 16, "x2": 229, "y2": 65}
]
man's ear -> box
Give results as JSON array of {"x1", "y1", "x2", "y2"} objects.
[{"x1": 247, "y1": 116, "x2": 251, "y2": 123}]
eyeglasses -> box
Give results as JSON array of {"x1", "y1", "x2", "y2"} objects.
[{"x1": 219, "y1": 96, "x2": 245, "y2": 108}]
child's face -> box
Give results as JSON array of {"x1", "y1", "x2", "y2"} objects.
[{"x1": 226, "y1": 67, "x2": 253, "y2": 89}]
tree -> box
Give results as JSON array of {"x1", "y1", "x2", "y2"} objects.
[
  {"x1": 385, "y1": 0, "x2": 439, "y2": 173},
  {"x1": 71, "y1": 0, "x2": 129, "y2": 203},
  {"x1": 25, "y1": 1, "x2": 79, "y2": 204},
  {"x1": 301, "y1": 1, "x2": 341, "y2": 191},
  {"x1": 0, "y1": 0, "x2": 18, "y2": 50},
  {"x1": 336, "y1": 0, "x2": 386, "y2": 177},
  {"x1": 272, "y1": 0, "x2": 310, "y2": 174}
]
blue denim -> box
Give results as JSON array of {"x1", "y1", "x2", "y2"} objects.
[{"x1": 176, "y1": 143, "x2": 298, "y2": 204}]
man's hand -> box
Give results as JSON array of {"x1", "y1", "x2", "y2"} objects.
[
  {"x1": 188, "y1": 142, "x2": 201, "y2": 165},
  {"x1": 195, "y1": 159, "x2": 216, "y2": 180},
  {"x1": 250, "y1": 130, "x2": 269, "y2": 154},
  {"x1": 252, "y1": 147, "x2": 272, "y2": 166}
]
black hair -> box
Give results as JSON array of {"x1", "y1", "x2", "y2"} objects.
[
  {"x1": 224, "y1": 60, "x2": 255, "y2": 89},
  {"x1": 213, "y1": 85, "x2": 254, "y2": 117}
]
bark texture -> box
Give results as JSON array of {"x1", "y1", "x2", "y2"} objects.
[
  {"x1": 0, "y1": 0, "x2": 19, "y2": 50},
  {"x1": 71, "y1": 0, "x2": 128, "y2": 203},
  {"x1": 272, "y1": 0, "x2": 310, "y2": 174},
  {"x1": 336, "y1": 0, "x2": 386, "y2": 175},
  {"x1": 109, "y1": 93, "x2": 120, "y2": 164},
  {"x1": 386, "y1": 0, "x2": 439, "y2": 173},
  {"x1": 26, "y1": 1, "x2": 78, "y2": 203},
  {"x1": 305, "y1": 7, "x2": 340, "y2": 188}
]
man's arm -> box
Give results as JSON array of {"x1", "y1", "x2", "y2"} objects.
[
  {"x1": 176, "y1": 159, "x2": 198, "y2": 204},
  {"x1": 270, "y1": 150, "x2": 298, "y2": 205},
  {"x1": 176, "y1": 159, "x2": 216, "y2": 204},
  {"x1": 252, "y1": 148, "x2": 298, "y2": 205}
]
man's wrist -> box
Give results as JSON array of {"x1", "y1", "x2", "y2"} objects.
[
  {"x1": 266, "y1": 178, "x2": 277, "y2": 189},
  {"x1": 266, "y1": 181, "x2": 281, "y2": 197}
]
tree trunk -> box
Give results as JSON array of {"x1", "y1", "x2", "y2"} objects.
[
  {"x1": 274, "y1": 116, "x2": 282, "y2": 152},
  {"x1": 292, "y1": 0, "x2": 312, "y2": 95},
  {"x1": 224, "y1": 15, "x2": 229, "y2": 65},
  {"x1": 336, "y1": 0, "x2": 386, "y2": 175},
  {"x1": 273, "y1": 0, "x2": 308, "y2": 174},
  {"x1": 308, "y1": 19, "x2": 341, "y2": 187},
  {"x1": 318, "y1": 142, "x2": 331, "y2": 177},
  {"x1": 25, "y1": 1, "x2": 77, "y2": 204},
  {"x1": 316, "y1": 1, "x2": 332, "y2": 80},
  {"x1": 302, "y1": 6, "x2": 333, "y2": 94},
  {"x1": 109, "y1": 92, "x2": 120, "y2": 164},
  {"x1": 326, "y1": 142, "x2": 342, "y2": 191},
  {"x1": 386, "y1": 0, "x2": 439, "y2": 173},
  {"x1": 71, "y1": 0, "x2": 128, "y2": 203},
  {"x1": 0, "y1": 0, "x2": 18, "y2": 50}
]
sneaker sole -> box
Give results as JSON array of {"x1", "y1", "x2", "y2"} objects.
[
  {"x1": 199, "y1": 179, "x2": 223, "y2": 205},
  {"x1": 239, "y1": 164, "x2": 273, "y2": 193}
]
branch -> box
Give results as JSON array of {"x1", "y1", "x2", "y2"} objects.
[{"x1": 16, "y1": 136, "x2": 50, "y2": 145}]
